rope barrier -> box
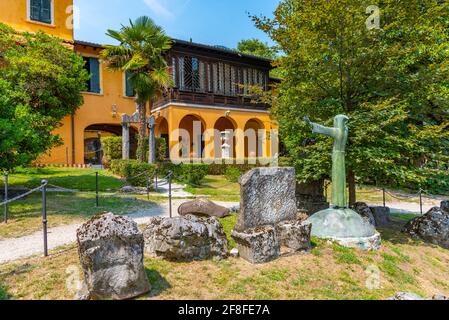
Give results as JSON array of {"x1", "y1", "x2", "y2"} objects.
[{"x1": 0, "y1": 183, "x2": 47, "y2": 206}]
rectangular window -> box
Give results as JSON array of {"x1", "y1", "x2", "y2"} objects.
[
  {"x1": 30, "y1": 0, "x2": 52, "y2": 24},
  {"x1": 83, "y1": 57, "x2": 101, "y2": 94},
  {"x1": 125, "y1": 71, "x2": 135, "y2": 97}
]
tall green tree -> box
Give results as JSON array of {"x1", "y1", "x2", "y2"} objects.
[
  {"x1": 101, "y1": 16, "x2": 172, "y2": 163},
  {"x1": 253, "y1": 0, "x2": 449, "y2": 202},
  {"x1": 237, "y1": 38, "x2": 277, "y2": 60},
  {"x1": 0, "y1": 23, "x2": 88, "y2": 171}
]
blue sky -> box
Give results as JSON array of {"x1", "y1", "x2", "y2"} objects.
[{"x1": 74, "y1": 0, "x2": 278, "y2": 49}]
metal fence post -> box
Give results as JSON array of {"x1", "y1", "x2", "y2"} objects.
[
  {"x1": 419, "y1": 189, "x2": 423, "y2": 215},
  {"x1": 4, "y1": 173, "x2": 8, "y2": 224},
  {"x1": 146, "y1": 177, "x2": 150, "y2": 201},
  {"x1": 168, "y1": 171, "x2": 173, "y2": 218},
  {"x1": 382, "y1": 188, "x2": 386, "y2": 208},
  {"x1": 95, "y1": 172, "x2": 99, "y2": 207},
  {"x1": 42, "y1": 180, "x2": 48, "y2": 257}
]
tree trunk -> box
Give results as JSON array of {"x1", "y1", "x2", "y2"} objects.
[
  {"x1": 137, "y1": 101, "x2": 147, "y2": 162},
  {"x1": 348, "y1": 169, "x2": 356, "y2": 206}
]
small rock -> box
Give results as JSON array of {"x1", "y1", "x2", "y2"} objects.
[
  {"x1": 388, "y1": 292, "x2": 425, "y2": 300},
  {"x1": 77, "y1": 213, "x2": 150, "y2": 300},
  {"x1": 144, "y1": 215, "x2": 228, "y2": 261},
  {"x1": 403, "y1": 206, "x2": 449, "y2": 249},
  {"x1": 230, "y1": 205, "x2": 240, "y2": 213},
  {"x1": 431, "y1": 294, "x2": 449, "y2": 300},
  {"x1": 276, "y1": 220, "x2": 312, "y2": 252},
  {"x1": 231, "y1": 225, "x2": 280, "y2": 264},
  {"x1": 229, "y1": 248, "x2": 239, "y2": 258},
  {"x1": 352, "y1": 202, "x2": 376, "y2": 226},
  {"x1": 369, "y1": 206, "x2": 391, "y2": 227},
  {"x1": 120, "y1": 186, "x2": 147, "y2": 195},
  {"x1": 178, "y1": 198, "x2": 230, "y2": 218},
  {"x1": 441, "y1": 201, "x2": 449, "y2": 214}
]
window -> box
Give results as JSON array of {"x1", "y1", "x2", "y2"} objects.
[
  {"x1": 82, "y1": 57, "x2": 101, "y2": 94},
  {"x1": 29, "y1": 0, "x2": 52, "y2": 24},
  {"x1": 125, "y1": 71, "x2": 135, "y2": 97}
]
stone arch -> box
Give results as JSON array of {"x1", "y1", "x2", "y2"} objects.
[
  {"x1": 213, "y1": 116, "x2": 237, "y2": 159},
  {"x1": 178, "y1": 114, "x2": 206, "y2": 159},
  {"x1": 84, "y1": 124, "x2": 137, "y2": 165},
  {"x1": 244, "y1": 118, "x2": 265, "y2": 158}
]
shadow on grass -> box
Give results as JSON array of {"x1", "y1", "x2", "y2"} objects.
[{"x1": 145, "y1": 268, "x2": 171, "y2": 297}]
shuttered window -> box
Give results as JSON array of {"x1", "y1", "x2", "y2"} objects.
[
  {"x1": 30, "y1": 0, "x2": 52, "y2": 24},
  {"x1": 125, "y1": 71, "x2": 135, "y2": 97},
  {"x1": 83, "y1": 57, "x2": 101, "y2": 94}
]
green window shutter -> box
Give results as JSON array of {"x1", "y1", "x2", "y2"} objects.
[
  {"x1": 125, "y1": 71, "x2": 135, "y2": 97},
  {"x1": 30, "y1": 0, "x2": 41, "y2": 21},
  {"x1": 89, "y1": 58, "x2": 101, "y2": 93},
  {"x1": 41, "y1": 0, "x2": 52, "y2": 24}
]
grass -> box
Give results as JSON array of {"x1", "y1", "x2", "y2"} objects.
[
  {"x1": 184, "y1": 176, "x2": 240, "y2": 202},
  {"x1": 1, "y1": 218, "x2": 449, "y2": 300},
  {"x1": 2, "y1": 167, "x2": 124, "y2": 191},
  {"x1": 0, "y1": 193, "x2": 154, "y2": 239}
]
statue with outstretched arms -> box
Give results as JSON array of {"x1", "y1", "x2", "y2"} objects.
[{"x1": 304, "y1": 115, "x2": 349, "y2": 208}]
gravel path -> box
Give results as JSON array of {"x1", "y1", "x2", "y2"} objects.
[{"x1": 0, "y1": 200, "x2": 239, "y2": 264}]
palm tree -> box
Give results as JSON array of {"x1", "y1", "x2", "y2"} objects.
[{"x1": 101, "y1": 16, "x2": 172, "y2": 163}]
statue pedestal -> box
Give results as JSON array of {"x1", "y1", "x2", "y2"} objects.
[{"x1": 306, "y1": 208, "x2": 381, "y2": 251}]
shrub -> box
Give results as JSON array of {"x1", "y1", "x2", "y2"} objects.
[
  {"x1": 101, "y1": 137, "x2": 122, "y2": 168},
  {"x1": 207, "y1": 159, "x2": 272, "y2": 175},
  {"x1": 110, "y1": 159, "x2": 156, "y2": 187},
  {"x1": 142, "y1": 137, "x2": 168, "y2": 163},
  {"x1": 224, "y1": 167, "x2": 242, "y2": 183},
  {"x1": 177, "y1": 163, "x2": 210, "y2": 186}
]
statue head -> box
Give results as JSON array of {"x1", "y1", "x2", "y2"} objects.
[{"x1": 334, "y1": 114, "x2": 349, "y2": 129}]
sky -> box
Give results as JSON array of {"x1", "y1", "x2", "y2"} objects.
[{"x1": 74, "y1": 0, "x2": 278, "y2": 49}]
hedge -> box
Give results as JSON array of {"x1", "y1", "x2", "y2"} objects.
[
  {"x1": 110, "y1": 159, "x2": 156, "y2": 187},
  {"x1": 101, "y1": 137, "x2": 122, "y2": 168},
  {"x1": 157, "y1": 162, "x2": 209, "y2": 186}
]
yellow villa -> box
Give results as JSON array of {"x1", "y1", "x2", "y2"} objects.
[{"x1": 0, "y1": 0, "x2": 279, "y2": 166}]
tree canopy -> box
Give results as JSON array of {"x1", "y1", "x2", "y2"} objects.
[
  {"x1": 253, "y1": 0, "x2": 449, "y2": 196},
  {"x1": 237, "y1": 38, "x2": 277, "y2": 60},
  {"x1": 0, "y1": 23, "x2": 88, "y2": 171}
]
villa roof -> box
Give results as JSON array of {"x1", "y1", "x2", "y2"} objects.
[{"x1": 74, "y1": 38, "x2": 274, "y2": 68}]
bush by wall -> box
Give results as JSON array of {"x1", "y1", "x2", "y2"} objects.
[
  {"x1": 101, "y1": 137, "x2": 122, "y2": 168},
  {"x1": 110, "y1": 159, "x2": 156, "y2": 187},
  {"x1": 224, "y1": 167, "x2": 242, "y2": 183},
  {"x1": 157, "y1": 162, "x2": 209, "y2": 186}
]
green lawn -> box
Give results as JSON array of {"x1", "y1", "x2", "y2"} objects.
[
  {"x1": 2, "y1": 167, "x2": 124, "y2": 191},
  {"x1": 184, "y1": 175, "x2": 240, "y2": 202}
]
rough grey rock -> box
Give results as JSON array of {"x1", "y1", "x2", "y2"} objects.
[
  {"x1": 441, "y1": 201, "x2": 449, "y2": 214},
  {"x1": 143, "y1": 215, "x2": 228, "y2": 261},
  {"x1": 295, "y1": 180, "x2": 329, "y2": 216},
  {"x1": 120, "y1": 186, "x2": 148, "y2": 195},
  {"x1": 235, "y1": 167, "x2": 297, "y2": 231},
  {"x1": 276, "y1": 220, "x2": 312, "y2": 252},
  {"x1": 388, "y1": 292, "x2": 425, "y2": 300},
  {"x1": 76, "y1": 213, "x2": 150, "y2": 300},
  {"x1": 388, "y1": 292, "x2": 448, "y2": 300},
  {"x1": 352, "y1": 202, "x2": 376, "y2": 226},
  {"x1": 178, "y1": 198, "x2": 230, "y2": 218},
  {"x1": 403, "y1": 206, "x2": 449, "y2": 249},
  {"x1": 369, "y1": 206, "x2": 391, "y2": 227},
  {"x1": 231, "y1": 225, "x2": 280, "y2": 264}
]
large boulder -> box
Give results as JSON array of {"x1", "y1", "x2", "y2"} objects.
[
  {"x1": 235, "y1": 167, "x2": 297, "y2": 231},
  {"x1": 143, "y1": 215, "x2": 228, "y2": 261},
  {"x1": 231, "y1": 226, "x2": 280, "y2": 264},
  {"x1": 351, "y1": 202, "x2": 376, "y2": 226},
  {"x1": 178, "y1": 198, "x2": 230, "y2": 218},
  {"x1": 369, "y1": 206, "x2": 391, "y2": 227},
  {"x1": 403, "y1": 206, "x2": 449, "y2": 249},
  {"x1": 76, "y1": 213, "x2": 150, "y2": 300},
  {"x1": 276, "y1": 220, "x2": 312, "y2": 252}
]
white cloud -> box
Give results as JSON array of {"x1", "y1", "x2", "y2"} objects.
[{"x1": 143, "y1": 0, "x2": 174, "y2": 19}]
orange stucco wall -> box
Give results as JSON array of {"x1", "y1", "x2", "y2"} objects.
[{"x1": 0, "y1": 0, "x2": 74, "y2": 41}]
